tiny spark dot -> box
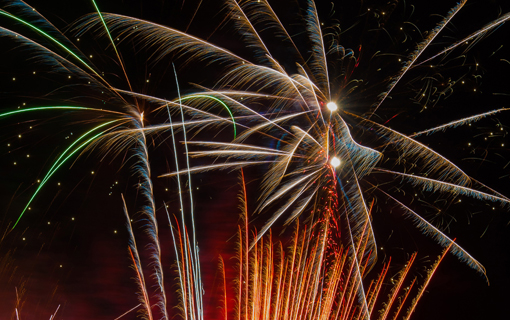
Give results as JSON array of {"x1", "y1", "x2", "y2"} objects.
[
  {"x1": 22, "y1": 238, "x2": 25, "y2": 241},
  {"x1": 7, "y1": 144, "x2": 10, "y2": 147},
  {"x1": 146, "y1": 79, "x2": 149, "y2": 83},
  {"x1": 58, "y1": 182, "x2": 61, "y2": 186},
  {"x1": 37, "y1": 179, "x2": 40, "y2": 183},
  {"x1": 473, "y1": 89, "x2": 476, "y2": 92},
  {"x1": 12, "y1": 77, "x2": 15, "y2": 81},
  {"x1": 13, "y1": 162, "x2": 17, "y2": 165},
  {"x1": 400, "y1": 27, "x2": 403, "y2": 30},
  {"x1": 60, "y1": 265, "x2": 62, "y2": 268},
  {"x1": 115, "y1": 181, "x2": 118, "y2": 184},
  {"x1": 468, "y1": 143, "x2": 471, "y2": 146},
  {"x1": 330, "y1": 156, "x2": 341, "y2": 168},
  {"x1": 77, "y1": 38, "x2": 80, "y2": 41},
  {"x1": 91, "y1": 171, "x2": 94, "y2": 174},
  {"x1": 26, "y1": 154, "x2": 30, "y2": 158},
  {"x1": 165, "y1": 188, "x2": 168, "y2": 191},
  {"x1": 30, "y1": 126, "x2": 32, "y2": 129},
  {"x1": 114, "y1": 230, "x2": 117, "y2": 234},
  {"x1": 462, "y1": 81, "x2": 465, "y2": 84},
  {"x1": 458, "y1": 199, "x2": 462, "y2": 202},
  {"x1": 326, "y1": 102, "x2": 338, "y2": 111},
  {"x1": 47, "y1": 222, "x2": 50, "y2": 225},
  {"x1": 493, "y1": 207, "x2": 495, "y2": 210},
  {"x1": 72, "y1": 217, "x2": 75, "y2": 221},
  {"x1": 502, "y1": 144, "x2": 505, "y2": 147},
  {"x1": 18, "y1": 134, "x2": 22, "y2": 138},
  {"x1": 33, "y1": 71, "x2": 36, "y2": 74},
  {"x1": 89, "y1": 55, "x2": 93, "y2": 58},
  {"x1": 28, "y1": 207, "x2": 31, "y2": 210}
]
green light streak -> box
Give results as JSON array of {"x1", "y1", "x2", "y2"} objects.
[
  {"x1": 179, "y1": 95, "x2": 236, "y2": 138},
  {"x1": 0, "y1": 106, "x2": 92, "y2": 119},
  {"x1": 0, "y1": 9, "x2": 99, "y2": 77},
  {"x1": 0, "y1": 106, "x2": 127, "y2": 119},
  {"x1": 91, "y1": 0, "x2": 121, "y2": 59},
  {"x1": 12, "y1": 120, "x2": 119, "y2": 229}
]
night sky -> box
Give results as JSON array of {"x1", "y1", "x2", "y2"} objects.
[{"x1": 1, "y1": 0, "x2": 510, "y2": 319}]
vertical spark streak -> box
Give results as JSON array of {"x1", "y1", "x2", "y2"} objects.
[
  {"x1": 218, "y1": 256, "x2": 228, "y2": 320},
  {"x1": 379, "y1": 253, "x2": 417, "y2": 320},
  {"x1": 404, "y1": 241, "x2": 456, "y2": 320},
  {"x1": 390, "y1": 278, "x2": 417, "y2": 320},
  {"x1": 166, "y1": 106, "x2": 192, "y2": 320},
  {"x1": 122, "y1": 193, "x2": 153, "y2": 320},
  {"x1": 174, "y1": 64, "x2": 203, "y2": 320},
  {"x1": 135, "y1": 113, "x2": 169, "y2": 320}
]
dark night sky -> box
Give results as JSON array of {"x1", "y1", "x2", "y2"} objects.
[{"x1": 1, "y1": 0, "x2": 510, "y2": 319}]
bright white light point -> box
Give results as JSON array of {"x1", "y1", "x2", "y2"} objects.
[
  {"x1": 326, "y1": 102, "x2": 338, "y2": 111},
  {"x1": 330, "y1": 156, "x2": 341, "y2": 168}
]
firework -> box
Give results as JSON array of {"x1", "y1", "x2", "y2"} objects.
[{"x1": 1, "y1": 0, "x2": 509, "y2": 319}]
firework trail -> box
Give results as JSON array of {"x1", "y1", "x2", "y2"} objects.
[
  {"x1": 215, "y1": 173, "x2": 457, "y2": 320},
  {"x1": 1, "y1": 0, "x2": 509, "y2": 318},
  {"x1": 137, "y1": 0, "x2": 510, "y2": 279}
]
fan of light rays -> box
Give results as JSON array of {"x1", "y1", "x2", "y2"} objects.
[{"x1": 125, "y1": 0, "x2": 510, "y2": 279}]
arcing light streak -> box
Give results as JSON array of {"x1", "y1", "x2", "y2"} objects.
[
  {"x1": 0, "y1": 9, "x2": 100, "y2": 77},
  {"x1": 0, "y1": 106, "x2": 123, "y2": 118},
  {"x1": 13, "y1": 119, "x2": 121, "y2": 228},
  {"x1": 179, "y1": 95, "x2": 236, "y2": 138},
  {"x1": 2, "y1": 0, "x2": 509, "y2": 318}
]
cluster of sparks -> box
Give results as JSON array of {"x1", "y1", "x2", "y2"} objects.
[{"x1": 1, "y1": 0, "x2": 509, "y2": 319}]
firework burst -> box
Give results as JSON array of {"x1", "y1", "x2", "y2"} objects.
[{"x1": 1, "y1": 0, "x2": 509, "y2": 319}]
